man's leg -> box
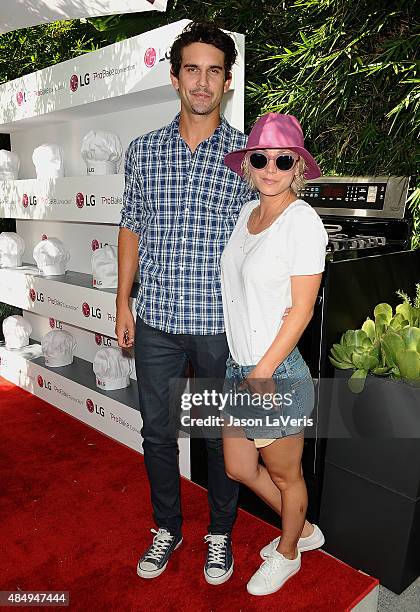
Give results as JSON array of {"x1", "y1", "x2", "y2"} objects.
[
  {"x1": 135, "y1": 318, "x2": 188, "y2": 537},
  {"x1": 188, "y1": 333, "x2": 239, "y2": 534},
  {"x1": 187, "y1": 333, "x2": 239, "y2": 584}
]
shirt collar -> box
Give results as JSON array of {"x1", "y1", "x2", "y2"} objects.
[{"x1": 167, "y1": 112, "x2": 229, "y2": 145}]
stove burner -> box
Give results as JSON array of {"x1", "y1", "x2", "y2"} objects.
[
  {"x1": 355, "y1": 234, "x2": 387, "y2": 247},
  {"x1": 327, "y1": 231, "x2": 387, "y2": 251},
  {"x1": 324, "y1": 224, "x2": 343, "y2": 235}
]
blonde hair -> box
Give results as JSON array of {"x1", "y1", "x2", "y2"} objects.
[{"x1": 241, "y1": 154, "x2": 307, "y2": 194}]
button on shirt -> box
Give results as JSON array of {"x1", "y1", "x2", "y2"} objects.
[{"x1": 119, "y1": 113, "x2": 253, "y2": 335}]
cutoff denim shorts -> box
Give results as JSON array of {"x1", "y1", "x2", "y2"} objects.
[{"x1": 223, "y1": 347, "x2": 315, "y2": 447}]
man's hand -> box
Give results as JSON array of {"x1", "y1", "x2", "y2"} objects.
[{"x1": 115, "y1": 303, "x2": 135, "y2": 348}]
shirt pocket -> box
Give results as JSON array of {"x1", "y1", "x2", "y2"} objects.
[{"x1": 201, "y1": 172, "x2": 245, "y2": 218}]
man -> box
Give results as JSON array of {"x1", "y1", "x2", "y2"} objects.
[{"x1": 116, "y1": 21, "x2": 252, "y2": 584}]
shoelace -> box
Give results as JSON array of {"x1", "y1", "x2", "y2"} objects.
[
  {"x1": 145, "y1": 528, "x2": 174, "y2": 562},
  {"x1": 258, "y1": 555, "x2": 285, "y2": 583},
  {"x1": 204, "y1": 534, "x2": 228, "y2": 566}
]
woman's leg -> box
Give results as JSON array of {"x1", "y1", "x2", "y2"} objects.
[
  {"x1": 260, "y1": 433, "x2": 307, "y2": 559},
  {"x1": 222, "y1": 430, "x2": 312, "y2": 536},
  {"x1": 223, "y1": 432, "x2": 282, "y2": 512}
]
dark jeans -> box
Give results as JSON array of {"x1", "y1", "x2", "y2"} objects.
[{"x1": 134, "y1": 317, "x2": 239, "y2": 537}]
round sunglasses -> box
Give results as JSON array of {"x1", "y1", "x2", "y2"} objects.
[{"x1": 249, "y1": 152, "x2": 298, "y2": 172}]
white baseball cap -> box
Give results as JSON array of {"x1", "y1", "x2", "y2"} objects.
[
  {"x1": 81, "y1": 130, "x2": 123, "y2": 175},
  {"x1": 42, "y1": 329, "x2": 76, "y2": 367},
  {"x1": 0, "y1": 150, "x2": 20, "y2": 179},
  {"x1": 92, "y1": 245, "x2": 118, "y2": 288},
  {"x1": 3, "y1": 315, "x2": 32, "y2": 349},
  {"x1": 32, "y1": 143, "x2": 65, "y2": 179},
  {"x1": 0, "y1": 232, "x2": 25, "y2": 268},
  {"x1": 93, "y1": 347, "x2": 132, "y2": 390},
  {"x1": 33, "y1": 237, "x2": 70, "y2": 276}
]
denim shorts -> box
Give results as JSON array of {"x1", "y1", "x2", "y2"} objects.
[{"x1": 223, "y1": 347, "x2": 315, "y2": 442}]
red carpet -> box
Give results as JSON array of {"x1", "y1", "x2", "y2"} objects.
[{"x1": 0, "y1": 376, "x2": 377, "y2": 611}]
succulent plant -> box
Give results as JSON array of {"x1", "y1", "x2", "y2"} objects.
[{"x1": 330, "y1": 288, "x2": 420, "y2": 392}]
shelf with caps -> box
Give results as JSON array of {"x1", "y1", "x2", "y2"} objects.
[
  {"x1": 0, "y1": 339, "x2": 137, "y2": 405},
  {"x1": 23, "y1": 310, "x2": 137, "y2": 380},
  {"x1": 0, "y1": 265, "x2": 138, "y2": 338},
  {"x1": 0, "y1": 174, "x2": 125, "y2": 223},
  {"x1": 0, "y1": 341, "x2": 191, "y2": 477}
]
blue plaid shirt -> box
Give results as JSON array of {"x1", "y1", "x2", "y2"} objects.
[{"x1": 120, "y1": 113, "x2": 252, "y2": 335}]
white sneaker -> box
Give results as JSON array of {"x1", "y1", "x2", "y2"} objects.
[
  {"x1": 247, "y1": 549, "x2": 301, "y2": 596},
  {"x1": 260, "y1": 524, "x2": 324, "y2": 559}
]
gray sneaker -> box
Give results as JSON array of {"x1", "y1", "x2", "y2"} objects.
[{"x1": 137, "y1": 528, "x2": 183, "y2": 579}]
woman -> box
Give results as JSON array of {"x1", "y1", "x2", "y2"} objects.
[{"x1": 221, "y1": 113, "x2": 328, "y2": 596}]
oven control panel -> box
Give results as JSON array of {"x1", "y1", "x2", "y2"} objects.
[
  {"x1": 298, "y1": 176, "x2": 409, "y2": 219},
  {"x1": 300, "y1": 183, "x2": 385, "y2": 208}
]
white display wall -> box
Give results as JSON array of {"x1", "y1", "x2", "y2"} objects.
[{"x1": 0, "y1": 19, "x2": 246, "y2": 480}]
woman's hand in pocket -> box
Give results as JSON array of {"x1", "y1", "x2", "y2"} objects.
[{"x1": 242, "y1": 365, "x2": 276, "y2": 397}]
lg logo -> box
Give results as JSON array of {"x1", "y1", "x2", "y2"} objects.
[
  {"x1": 49, "y1": 318, "x2": 62, "y2": 330},
  {"x1": 95, "y1": 333, "x2": 111, "y2": 347},
  {"x1": 22, "y1": 194, "x2": 36, "y2": 208},
  {"x1": 37, "y1": 375, "x2": 52, "y2": 390},
  {"x1": 16, "y1": 91, "x2": 27, "y2": 106},
  {"x1": 70, "y1": 73, "x2": 90, "y2": 92},
  {"x1": 29, "y1": 289, "x2": 44, "y2": 302},
  {"x1": 144, "y1": 48, "x2": 157, "y2": 68},
  {"x1": 76, "y1": 193, "x2": 95, "y2": 208},
  {"x1": 82, "y1": 302, "x2": 101, "y2": 319},
  {"x1": 144, "y1": 47, "x2": 170, "y2": 68},
  {"x1": 86, "y1": 399, "x2": 105, "y2": 417},
  {"x1": 91, "y1": 239, "x2": 109, "y2": 251}
]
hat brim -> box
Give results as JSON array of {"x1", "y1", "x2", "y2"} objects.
[{"x1": 224, "y1": 145, "x2": 321, "y2": 180}]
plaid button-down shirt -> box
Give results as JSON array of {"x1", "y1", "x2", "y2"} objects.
[{"x1": 120, "y1": 113, "x2": 253, "y2": 335}]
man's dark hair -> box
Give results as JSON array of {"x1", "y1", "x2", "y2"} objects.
[{"x1": 170, "y1": 21, "x2": 237, "y2": 81}]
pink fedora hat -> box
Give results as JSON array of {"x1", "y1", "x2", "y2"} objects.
[{"x1": 224, "y1": 113, "x2": 321, "y2": 179}]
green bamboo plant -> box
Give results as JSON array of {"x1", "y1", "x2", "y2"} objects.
[
  {"x1": 330, "y1": 285, "x2": 420, "y2": 392},
  {"x1": 1, "y1": 1, "x2": 418, "y2": 246}
]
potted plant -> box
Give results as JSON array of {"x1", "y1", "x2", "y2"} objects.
[
  {"x1": 327, "y1": 286, "x2": 420, "y2": 438},
  {"x1": 319, "y1": 285, "x2": 420, "y2": 594},
  {"x1": 329, "y1": 285, "x2": 420, "y2": 392}
]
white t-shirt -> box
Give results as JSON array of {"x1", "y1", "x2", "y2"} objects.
[{"x1": 221, "y1": 198, "x2": 328, "y2": 366}]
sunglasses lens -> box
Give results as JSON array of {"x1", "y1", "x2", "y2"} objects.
[
  {"x1": 249, "y1": 153, "x2": 268, "y2": 170},
  {"x1": 276, "y1": 155, "x2": 296, "y2": 171},
  {"x1": 249, "y1": 153, "x2": 297, "y2": 171}
]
